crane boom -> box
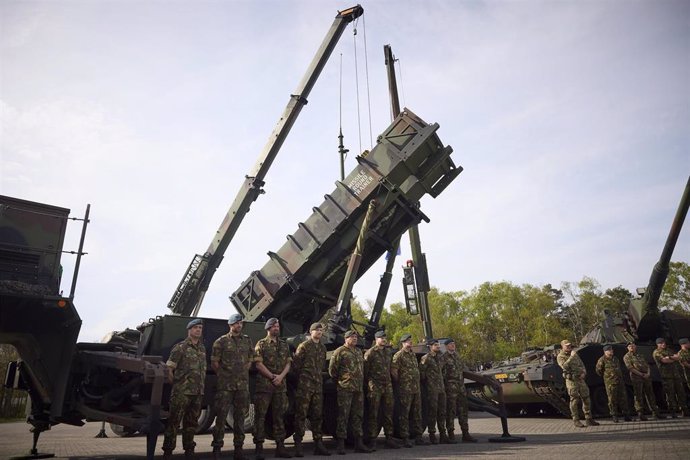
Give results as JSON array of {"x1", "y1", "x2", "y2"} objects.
[{"x1": 168, "y1": 5, "x2": 364, "y2": 316}]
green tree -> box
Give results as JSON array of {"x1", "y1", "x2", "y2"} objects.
[{"x1": 660, "y1": 261, "x2": 690, "y2": 313}]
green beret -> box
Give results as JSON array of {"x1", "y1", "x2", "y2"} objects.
[
  {"x1": 344, "y1": 330, "x2": 359, "y2": 338},
  {"x1": 656, "y1": 337, "x2": 666, "y2": 344},
  {"x1": 679, "y1": 338, "x2": 689, "y2": 345},
  {"x1": 400, "y1": 333, "x2": 412, "y2": 343},
  {"x1": 603, "y1": 344, "x2": 612, "y2": 351},
  {"x1": 374, "y1": 330, "x2": 387, "y2": 338},
  {"x1": 309, "y1": 322, "x2": 324, "y2": 332}
]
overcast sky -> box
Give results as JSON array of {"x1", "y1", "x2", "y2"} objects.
[{"x1": 1, "y1": 0, "x2": 688, "y2": 342}]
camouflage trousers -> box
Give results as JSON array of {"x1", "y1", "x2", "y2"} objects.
[
  {"x1": 661, "y1": 376, "x2": 687, "y2": 412},
  {"x1": 424, "y1": 390, "x2": 447, "y2": 435},
  {"x1": 211, "y1": 388, "x2": 249, "y2": 448},
  {"x1": 445, "y1": 386, "x2": 468, "y2": 433},
  {"x1": 163, "y1": 392, "x2": 202, "y2": 451},
  {"x1": 366, "y1": 386, "x2": 394, "y2": 439},
  {"x1": 293, "y1": 386, "x2": 323, "y2": 442},
  {"x1": 565, "y1": 378, "x2": 592, "y2": 421},
  {"x1": 397, "y1": 391, "x2": 423, "y2": 440},
  {"x1": 630, "y1": 377, "x2": 660, "y2": 415},
  {"x1": 604, "y1": 381, "x2": 629, "y2": 417},
  {"x1": 336, "y1": 388, "x2": 364, "y2": 439},
  {"x1": 253, "y1": 390, "x2": 288, "y2": 444}
]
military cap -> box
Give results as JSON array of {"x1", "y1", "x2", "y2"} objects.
[
  {"x1": 626, "y1": 342, "x2": 635, "y2": 346},
  {"x1": 428, "y1": 338, "x2": 439, "y2": 345},
  {"x1": 228, "y1": 313, "x2": 243, "y2": 324},
  {"x1": 186, "y1": 318, "x2": 203, "y2": 329},
  {"x1": 400, "y1": 333, "x2": 412, "y2": 343},
  {"x1": 265, "y1": 317, "x2": 279, "y2": 330},
  {"x1": 679, "y1": 338, "x2": 689, "y2": 345},
  {"x1": 374, "y1": 330, "x2": 387, "y2": 338},
  {"x1": 603, "y1": 344, "x2": 612, "y2": 351},
  {"x1": 344, "y1": 330, "x2": 359, "y2": 338},
  {"x1": 441, "y1": 338, "x2": 455, "y2": 345},
  {"x1": 309, "y1": 322, "x2": 324, "y2": 332},
  {"x1": 655, "y1": 337, "x2": 666, "y2": 344},
  {"x1": 560, "y1": 339, "x2": 572, "y2": 347}
]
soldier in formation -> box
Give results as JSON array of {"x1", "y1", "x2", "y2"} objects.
[
  {"x1": 652, "y1": 337, "x2": 688, "y2": 418},
  {"x1": 419, "y1": 339, "x2": 449, "y2": 444},
  {"x1": 440, "y1": 338, "x2": 477, "y2": 443},
  {"x1": 253, "y1": 318, "x2": 293, "y2": 459},
  {"x1": 162, "y1": 318, "x2": 207, "y2": 460},
  {"x1": 557, "y1": 339, "x2": 599, "y2": 428},
  {"x1": 363, "y1": 330, "x2": 401, "y2": 450},
  {"x1": 292, "y1": 323, "x2": 331, "y2": 457},
  {"x1": 391, "y1": 333, "x2": 427, "y2": 447},
  {"x1": 623, "y1": 341, "x2": 664, "y2": 420},
  {"x1": 679, "y1": 338, "x2": 690, "y2": 390},
  {"x1": 329, "y1": 329, "x2": 372, "y2": 455},
  {"x1": 210, "y1": 313, "x2": 254, "y2": 460},
  {"x1": 595, "y1": 345, "x2": 631, "y2": 422}
]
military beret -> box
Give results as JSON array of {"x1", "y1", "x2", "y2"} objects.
[
  {"x1": 309, "y1": 322, "x2": 324, "y2": 332},
  {"x1": 186, "y1": 318, "x2": 203, "y2": 329},
  {"x1": 441, "y1": 338, "x2": 455, "y2": 345},
  {"x1": 265, "y1": 317, "x2": 279, "y2": 330},
  {"x1": 560, "y1": 339, "x2": 572, "y2": 347},
  {"x1": 428, "y1": 339, "x2": 439, "y2": 345},
  {"x1": 228, "y1": 313, "x2": 243, "y2": 324},
  {"x1": 626, "y1": 342, "x2": 635, "y2": 346},
  {"x1": 400, "y1": 333, "x2": 412, "y2": 343},
  {"x1": 679, "y1": 338, "x2": 689, "y2": 345},
  {"x1": 655, "y1": 337, "x2": 666, "y2": 344},
  {"x1": 603, "y1": 344, "x2": 612, "y2": 351},
  {"x1": 344, "y1": 330, "x2": 358, "y2": 338},
  {"x1": 374, "y1": 330, "x2": 387, "y2": 338}
]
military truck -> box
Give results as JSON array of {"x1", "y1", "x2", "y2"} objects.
[{"x1": 467, "y1": 177, "x2": 690, "y2": 417}]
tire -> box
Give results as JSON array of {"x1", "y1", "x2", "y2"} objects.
[
  {"x1": 109, "y1": 423, "x2": 138, "y2": 437},
  {"x1": 227, "y1": 403, "x2": 256, "y2": 433},
  {"x1": 196, "y1": 405, "x2": 214, "y2": 434}
]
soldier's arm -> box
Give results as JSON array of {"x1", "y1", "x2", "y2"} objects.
[
  {"x1": 254, "y1": 341, "x2": 275, "y2": 380},
  {"x1": 275, "y1": 345, "x2": 291, "y2": 383},
  {"x1": 166, "y1": 343, "x2": 183, "y2": 380},
  {"x1": 390, "y1": 354, "x2": 399, "y2": 382},
  {"x1": 246, "y1": 337, "x2": 255, "y2": 371},
  {"x1": 329, "y1": 349, "x2": 340, "y2": 379},
  {"x1": 293, "y1": 343, "x2": 305, "y2": 373},
  {"x1": 595, "y1": 357, "x2": 604, "y2": 376},
  {"x1": 210, "y1": 338, "x2": 222, "y2": 373}
]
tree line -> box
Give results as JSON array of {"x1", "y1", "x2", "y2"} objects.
[{"x1": 353, "y1": 261, "x2": 690, "y2": 368}]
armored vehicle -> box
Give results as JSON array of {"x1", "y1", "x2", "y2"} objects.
[{"x1": 468, "y1": 176, "x2": 690, "y2": 417}]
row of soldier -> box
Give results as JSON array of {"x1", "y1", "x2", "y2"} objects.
[
  {"x1": 557, "y1": 337, "x2": 690, "y2": 428},
  {"x1": 160, "y1": 315, "x2": 498, "y2": 460}
]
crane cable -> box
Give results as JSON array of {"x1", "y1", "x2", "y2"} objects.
[{"x1": 351, "y1": 14, "x2": 373, "y2": 155}]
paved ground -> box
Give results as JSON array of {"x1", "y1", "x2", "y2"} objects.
[{"x1": 1, "y1": 413, "x2": 689, "y2": 460}]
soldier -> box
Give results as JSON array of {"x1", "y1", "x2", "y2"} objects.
[
  {"x1": 162, "y1": 318, "x2": 207, "y2": 460},
  {"x1": 557, "y1": 339, "x2": 599, "y2": 428},
  {"x1": 623, "y1": 341, "x2": 665, "y2": 421},
  {"x1": 440, "y1": 338, "x2": 480, "y2": 443},
  {"x1": 419, "y1": 339, "x2": 449, "y2": 444},
  {"x1": 594, "y1": 345, "x2": 631, "y2": 422},
  {"x1": 652, "y1": 337, "x2": 687, "y2": 418},
  {"x1": 210, "y1": 313, "x2": 254, "y2": 460},
  {"x1": 253, "y1": 317, "x2": 292, "y2": 459},
  {"x1": 391, "y1": 334, "x2": 427, "y2": 447},
  {"x1": 328, "y1": 330, "x2": 371, "y2": 455},
  {"x1": 292, "y1": 323, "x2": 330, "y2": 457},
  {"x1": 679, "y1": 338, "x2": 690, "y2": 389},
  {"x1": 363, "y1": 331, "x2": 401, "y2": 450}
]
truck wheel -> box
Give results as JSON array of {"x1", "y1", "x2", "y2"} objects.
[
  {"x1": 196, "y1": 405, "x2": 214, "y2": 434},
  {"x1": 227, "y1": 403, "x2": 256, "y2": 433},
  {"x1": 109, "y1": 423, "x2": 138, "y2": 437}
]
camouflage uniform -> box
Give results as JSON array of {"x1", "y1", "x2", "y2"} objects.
[
  {"x1": 679, "y1": 347, "x2": 690, "y2": 388},
  {"x1": 210, "y1": 332, "x2": 254, "y2": 449},
  {"x1": 292, "y1": 337, "x2": 327, "y2": 442},
  {"x1": 391, "y1": 348, "x2": 423, "y2": 440},
  {"x1": 364, "y1": 344, "x2": 395, "y2": 440},
  {"x1": 653, "y1": 348, "x2": 687, "y2": 414},
  {"x1": 440, "y1": 350, "x2": 469, "y2": 435},
  {"x1": 329, "y1": 344, "x2": 365, "y2": 439},
  {"x1": 253, "y1": 336, "x2": 291, "y2": 444},
  {"x1": 557, "y1": 350, "x2": 593, "y2": 421},
  {"x1": 420, "y1": 350, "x2": 446, "y2": 436},
  {"x1": 623, "y1": 350, "x2": 661, "y2": 417},
  {"x1": 595, "y1": 355, "x2": 629, "y2": 418},
  {"x1": 163, "y1": 337, "x2": 207, "y2": 452}
]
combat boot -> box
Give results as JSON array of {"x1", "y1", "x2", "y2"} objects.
[
  {"x1": 364, "y1": 438, "x2": 377, "y2": 452},
  {"x1": 428, "y1": 433, "x2": 438, "y2": 444},
  {"x1": 184, "y1": 447, "x2": 196, "y2": 460},
  {"x1": 611, "y1": 416, "x2": 619, "y2": 423},
  {"x1": 255, "y1": 443, "x2": 265, "y2": 460},
  {"x1": 212, "y1": 447, "x2": 222, "y2": 460},
  {"x1": 162, "y1": 449, "x2": 173, "y2": 460},
  {"x1": 234, "y1": 445, "x2": 248, "y2": 460},
  {"x1": 439, "y1": 432, "x2": 452, "y2": 444},
  {"x1": 585, "y1": 418, "x2": 600, "y2": 426},
  {"x1": 293, "y1": 440, "x2": 303, "y2": 458},
  {"x1": 623, "y1": 415, "x2": 633, "y2": 422},
  {"x1": 573, "y1": 420, "x2": 585, "y2": 428},
  {"x1": 402, "y1": 437, "x2": 414, "y2": 448},
  {"x1": 461, "y1": 431, "x2": 478, "y2": 443},
  {"x1": 354, "y1": 437, "x2": 372, "y2": 453},
  {"x1": 415, "y1": 436, "x2": 429, "y2": 445},
  {"x1": 313, "y1": 439, "x2": 331, "y2": 456},
  {"x1": 336, "y1": 438, "x2": 346, "y2": 455},
  {"x1": 384, "y1": 436, "x2": 402, "y2": 449},
  {"x1": 671, "y1": 411, "x2": 678, "y2": 419},
  {"x1": 446, "y1": 431, "x2": 458, "y2": 444},
  {"x1": 275, "y1": 440, "x2": 292, "y2": 458},
  {"x1": 638, "y1": 412, "x2": 648, "y2": 421},
  {"x1": 653, "y1": 413, "x2": 666, "y2": 420}
]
